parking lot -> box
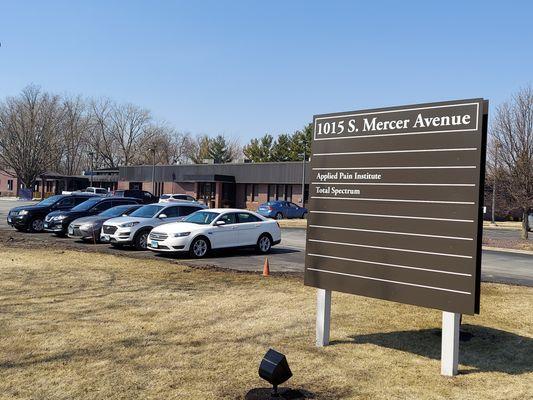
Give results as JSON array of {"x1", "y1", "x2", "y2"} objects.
[{"x1": 1, "y1": 199, "x2": 532, "y2": 285}]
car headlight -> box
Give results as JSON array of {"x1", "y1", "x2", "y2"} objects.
[
  {"x1": 120, "y1": 221, "x2": 140, "y2": 228},
  {"x1": 54, "y1": 215, "x2": 68, "y2": 220},
  {"x1": 80, "y1": 223, "x2": 93, "y2": 230},
  {"x1": 173, "y1": 232, "x2": 191, "y2": 237},
  {"x1": 18, "y1": 210, "x2": 29, "y2": 216}
]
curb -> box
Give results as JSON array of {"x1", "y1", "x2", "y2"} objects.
[{"x1": 483, "y1": 246, "x2": 533, "y2": 256}]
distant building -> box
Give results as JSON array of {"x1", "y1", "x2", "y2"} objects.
[
  {"x1": 119, "y1": 161, "x2": 310, "y2": 209},
  {"x1": 0, "y1": 171, "x2": 18, "y2": 197}
]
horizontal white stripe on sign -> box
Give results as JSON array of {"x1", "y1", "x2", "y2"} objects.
[
  {"x1": 307, "y1": 253, "x2": 472, "y2": 277},
  {"x1": 313, "y1": 148, "x2": 477, "y2": 157},
  {"x1": 308, "y1": 239, "x2": 472, "y2": 259},
  {"x1": 310, "y1": 196, "x2": 475, "y2": 205},
  {"x1": 306, "y1": 267, "x2": 472, "y2": 295},
  {"x1": 311, "y1": 182, "x2": 476, "y2": 187},
  {"x1": 308, "y1": 224, "x2": 473, "y2": 241},
  {"x1": 312, "y1": 166, "x2": 477, "y2": 170},
  {"x1": 310, "y1": 210, "x2": 474, "y2": 223}
]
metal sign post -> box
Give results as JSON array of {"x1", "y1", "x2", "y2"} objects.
[
  {"x1": 316, "y1": 288, "x2": 331, "y2": 347},
  {"x1": 305, "y1": 99, "x2": 488, "y2": 376}
]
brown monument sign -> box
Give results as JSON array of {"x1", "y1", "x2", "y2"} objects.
[{"x1": 304, "y1": 99, "x2": 488, "y2": 315}]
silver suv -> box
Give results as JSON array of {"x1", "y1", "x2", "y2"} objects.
[{"x1": 100, "y1": 202, "x2": 206, "y2": 250}]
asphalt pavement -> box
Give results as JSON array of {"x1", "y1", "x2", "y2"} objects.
[{"x1": 1, "y1": 198, "x2": 532, "y2": 286}]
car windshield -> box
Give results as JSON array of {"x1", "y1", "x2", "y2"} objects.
[
  {"x1": 129, "y1": 204, "x2": 164, "y2": 218},
  {"x1": 183, "y1": 211, "x2": 219, "y2": 224},
  {"x1": 98, "y1": 205, "x2": 136, "y2": 217},
  {"x1": 71, "y1": 198, "x2": 102, "y2": 212},
  {"x1": 37, "y1": 195, "x2": 64, "y2": 206}
]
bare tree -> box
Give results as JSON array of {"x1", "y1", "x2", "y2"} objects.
[
  {"x1": 108, "y1": 103, "x2": 154, "y2": 166},
  {"x1": 140, "y1": 126, "x2": 191, "y2": 165},
  {"x1": 0, "y1": 85, "x2": 64, "y2": 188},
  {"x1": 58, "y1": 95, "x2": 91, "y2": 175},
  {"x1": 491, "y1": 86, "x2": 533, "y2": 239},
  {"x1": 183, "y1": 134, "x2": 211, "y2": 164},
  {"x1": 88, "y1": 98, "x2": 119, "y2": 168}
]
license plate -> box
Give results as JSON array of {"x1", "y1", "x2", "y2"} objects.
[
  {"x1": 68, "y1": 227, "x2": 74, "y2": 235},
  {"x1": 151, "y1": 240, "x2": 158, "y2": 248},
  {"x1": 7, "y1": 217, "x2": 11, "y2": 223},
  {"x1": 101, "y1": 234, "x2": 110, "y2": 242}
]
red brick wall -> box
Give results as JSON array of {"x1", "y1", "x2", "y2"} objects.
[{"x1": 0, "y1": 171, "x2": 18, "y2": 197}]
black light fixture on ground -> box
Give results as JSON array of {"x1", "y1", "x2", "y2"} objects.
[{"x1": 258, "y1": 349, "x2": 292, "y2": 397}]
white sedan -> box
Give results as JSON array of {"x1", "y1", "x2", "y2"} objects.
[{"x1": 147, "y1": 208, "x2": 282, "y2": 258}]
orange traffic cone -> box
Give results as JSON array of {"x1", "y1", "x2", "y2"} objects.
[{"x1": 263, "y1": 257, "x2": 270, "y2": 276}]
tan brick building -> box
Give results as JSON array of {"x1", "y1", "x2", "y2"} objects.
[{"x1": 118, "y1": 161, "x2": 310, "y2": 209}]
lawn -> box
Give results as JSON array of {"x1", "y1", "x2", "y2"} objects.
[{"x1": 0, "y1": 246, "x2": 531, "y2": 399}]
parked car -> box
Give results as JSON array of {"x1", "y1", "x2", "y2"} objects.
[
  {"x1": 100, "y1": 202, "x2": 206, "y2": 250},
  {"x1": 147, "y1": 209, "x2": 281, "y2": 258},
  {"x1": 110, "y1": 189, "x2": 158, "y2": 204},
  {"x1": 67, "y1": 203, "x2": 143, "y2": 241},
  {"x1": 85, "y1": 187, "x2": 108, "y2": 195},
  {"x1": 44, "y1": 197, "x2": 141, "y2": 235},
  {"x1": 256, "y1": 201, "x2": 307, "y2": 220},
  {"x1": 159, "y1": 194, "x2": 198, "y2": 203},
  {"x1": 6, "y1": 193, "x2": 97, "y2": 233}
]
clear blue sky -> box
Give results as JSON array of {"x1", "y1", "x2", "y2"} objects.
[{"x1": 1, "y1": 1, "x2": 531, "y2": 143}]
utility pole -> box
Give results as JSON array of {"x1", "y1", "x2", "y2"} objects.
[
  {"x1": 88, "y1": 152, "x2": 94, "y2": 187},
  {"x1": 491, "y1": 141, "x2": 500, "y2": 225},
  {"x1": 301, "y1": 138, "x2": 307, "y2": 207},
  {"x1": 149, "y1": 148, "x2": 156, "y2": 194}
]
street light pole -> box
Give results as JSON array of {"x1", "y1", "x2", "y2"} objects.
[
  {"x1": 301, "y1": 138, "x2": 306, "y2": 207},
  {"x1": 149, "y1": 148, "x2": 156, "y2": 194},
  {"x1": 491, "y1": 141, "x2": 500, "y2": 225},
  {"x1": 88, "y1": 152, "x2": 94, "y2": 187}
]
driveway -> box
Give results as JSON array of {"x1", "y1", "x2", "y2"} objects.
[{"x1": 1, "y1": 199, "x2": 531, "y2": 286}]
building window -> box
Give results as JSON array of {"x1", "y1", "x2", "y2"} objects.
[
  {"x1": 129, "y1": 182, "x2": 142, "y2": 191},
  {"x1": 7, "y1": 179, "x2": 13, "y2": 191},
  {"x1": 276, "y1": 185, "x2": 284, "y2": 200},
  {"x1": 268, "y1": 184, "x2": 276, "y2": 201},
  {"x1": 252, "y1": 184, "x2": 258, "y2": 202},
  {"x1": 244, "y1": 184, "x2": 252, "y2": 201},
  {"x1": 285, "y1": 185, "x2": 292, "y2": 202}
]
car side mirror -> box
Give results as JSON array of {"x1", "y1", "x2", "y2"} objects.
[
  {"x1": 215, "y1": 220, "x2": 226, "y2": 226},
  {"x1": 158, "y1": 214, "x2": 167, "y2": 219}
]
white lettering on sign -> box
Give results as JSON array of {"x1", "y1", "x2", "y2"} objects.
[
  {"x1": 315, "y1": 186, "x2": 362, "y2": 196},
  {"x1": 413, "y1": 113, "x2": 471, "y2": 128},
  {"x1": 316, "y1": 172, "x2": 382, "y2": 181}
]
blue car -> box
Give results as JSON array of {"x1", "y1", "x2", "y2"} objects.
[{"x1": 257, "y1": 201, "x2": 308, "y2": 220}]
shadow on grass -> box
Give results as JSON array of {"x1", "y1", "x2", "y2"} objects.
[
  {"x1": 154, "y1": 246, "x2": 300, "y2": 260},
  {"x1": 331, "y1": 324, "x2": 533, "y2": 375}
]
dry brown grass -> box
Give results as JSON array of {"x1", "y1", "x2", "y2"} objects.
[
  {"x1": 0, "y1": 246, "x2": 532, "y2": 400},
  {"x1": 277, "y1": 219, "x2": 308, "y2": 228},
  {"x1": 483, "y1": 221, "x2": 523, "y2": 230}
]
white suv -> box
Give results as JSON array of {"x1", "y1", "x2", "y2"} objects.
[
  {"x1": 159, "y1": 194, "x2": 198, "y2": 203},
  {"x1": 147, "y1": 209, "x2": 282, "y2": 258},
  {"x1": 101, "y1": 202, "x2": 206, "y2": 250}
]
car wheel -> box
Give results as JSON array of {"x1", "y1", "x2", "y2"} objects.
[
  {"x1": 189, "y1": 236, "x2": 210, "y2": 258},
  {"x1": 275, "y1": 212, "x2": 283, "y2": 220},
  {"x1": 301, "y1": 212, "x2": 307, "y2": 219},
  {"x1": 134, "y1": 230, "x2": 150, "y2": 250},
  {"x1": 256, "y1": 234, "x2": 272, "y2": 254},
  {"x1": 29, "y1": 218, "x2": 44, "y2": 233}
]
